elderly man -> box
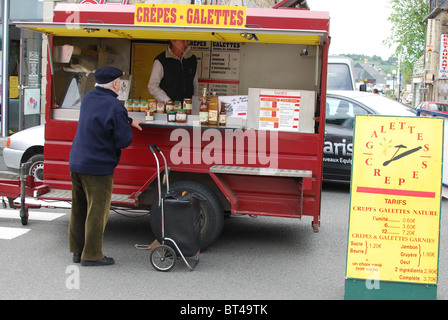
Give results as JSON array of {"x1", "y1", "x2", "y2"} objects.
[{"x1": 69, "y1": 66, "x2": 143, "y2": 266}]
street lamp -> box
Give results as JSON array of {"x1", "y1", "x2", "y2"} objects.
[{"x1": 392, "y1": 69, "x2": 396, "y2": 99}]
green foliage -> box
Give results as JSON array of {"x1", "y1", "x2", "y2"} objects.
[
  {"x1": 384, "y1": 0, "x2": 429, "y2": 77},
  {"x1": 343, "y1": 53, "x2": 397, "y2": 73}
]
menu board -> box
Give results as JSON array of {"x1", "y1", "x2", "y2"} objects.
[
  {"x1": 257, "y1": 90, "x2": 300, "y2": 131},
  {"x1": 346, "y1": 116, "x2": 443, "y2": 286},
  {"x1": 190, "y1": 41, "x2": 240, "y2": 96}
]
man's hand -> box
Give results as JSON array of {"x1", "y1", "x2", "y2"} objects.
[{"x1": 131, "y1": 118, "x2": 144, "y2": 131}]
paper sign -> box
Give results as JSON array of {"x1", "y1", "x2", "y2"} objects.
[
  {"x1": 257, "y1": 90, "x2": 300, "y2": 131},
  {"x1": 219, "y1": 95, "x2": 248, "y2": 119}
]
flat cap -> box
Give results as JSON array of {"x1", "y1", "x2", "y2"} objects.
[{"x1": 94, "y1": 66, "x2": 123, "y2": 84}]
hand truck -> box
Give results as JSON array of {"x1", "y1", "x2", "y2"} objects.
[{"x1": 148, "y1": 144, "x2": 200, "y2": 272}]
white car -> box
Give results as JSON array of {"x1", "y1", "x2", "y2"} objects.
[{"x1": 3, "y1": 124, "x2": 45, "y2": 181}]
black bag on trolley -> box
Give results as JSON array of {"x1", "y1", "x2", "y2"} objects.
[
  {"x1": 150, "y1": 190, "x2": 202, "y2": 257},
  {"x1": 148, "y1": 143, "x2": 204, "y2": 258}
]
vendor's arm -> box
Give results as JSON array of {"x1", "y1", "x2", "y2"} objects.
[{"x1": 148, "y1": 60, "x2": 171, "y2": 102}]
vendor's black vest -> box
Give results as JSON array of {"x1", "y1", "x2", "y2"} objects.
[{"x1": 156, "y1": 52, "x2": 197, "y2": 102}]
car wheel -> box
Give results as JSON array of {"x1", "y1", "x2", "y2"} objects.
[{"x1": 27, "y1": 154, "x2": 44, "y2": 182}]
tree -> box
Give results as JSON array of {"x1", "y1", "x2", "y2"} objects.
[{"x1": 384, "y1": 0, "x2": 429, "y2": 77}]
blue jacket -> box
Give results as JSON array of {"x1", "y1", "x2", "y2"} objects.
[{"x1": 69, "y1": 86, "x2": 133, "y2": 175}]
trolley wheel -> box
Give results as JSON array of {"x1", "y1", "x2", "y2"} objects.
[{"x1": 150, "y1": 245, "x2": 177, "y2": 272}]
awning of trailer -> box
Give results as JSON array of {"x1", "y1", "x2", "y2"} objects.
[{"x1": 13, "y1": 21, "x2": 327, "y2": 46}]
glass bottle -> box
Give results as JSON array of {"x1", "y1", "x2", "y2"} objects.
[
  {"x1": 199, "y1": 88, "x2": 209, "y2": 125},
  {"x1": 219, "y1": 102, "x2": 226, "y2": 126},
  {"x1": 208, "y1": 91, "x2": 219, "y2": 125}
]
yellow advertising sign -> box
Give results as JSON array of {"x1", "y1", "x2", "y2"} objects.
[
  {"x1": 134, "y1": 4, "x2": 246, "y2": 28},
  {"x1": 346, "y1": 116, "x2": 443, "y2": 285}
]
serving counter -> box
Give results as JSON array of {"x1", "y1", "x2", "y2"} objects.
[{"x1": 131, "y1": 112, "x2": 245, "y2": 130}]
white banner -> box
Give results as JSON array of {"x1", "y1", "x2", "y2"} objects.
[{"x1": 439, "y1": 34, "x2": 448, "y2": 79}]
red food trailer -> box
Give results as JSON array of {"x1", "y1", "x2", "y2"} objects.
[{"x1": 5, "y1": 3, "x2": 330, "y2": 249}]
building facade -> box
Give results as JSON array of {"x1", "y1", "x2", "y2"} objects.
[
  {"x1": 418, "y1": 0, "x2": 448, "y2": 105},
  {"x1": 1, "y1": 0, "x2": 44, "y2": 135}
]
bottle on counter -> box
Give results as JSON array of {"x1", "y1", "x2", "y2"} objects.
[
  {"x1": 157, "y1": 100, "x2": 165, "y2": 113},
  {"x1": 125, "y1": 99, "x2": 133, "y2": 112},
  {"x1": 208, "y1": 91, "x2": 219, "y2": 125},
  {"x1": 149, "y1": 99, "x2": 157, "y2": 112},
  {"x1": 140, "y1": 99, "x2": 148, "y2": 112},
  {"x1": 174, "y1": 101, "x2": 182, "y2": 111},
  {"x1": 183, "y1": 98, "x2": 192, "y2": 114},
  {"x1": 165, "y1": 100, "x2": 174, "y2": 112},
  {"x1": 199, "y1": 88, "x2": 209, "y2": 125},
  {"x1": 176, "y1": 108, "x2": 187, "y2": 123},
  {"x1": 145, "y1": 109, "x2": 154, "y2": 121},
  {"x1": 219, "y1": 102, "x2": 226, "y2": 126},
  {"x1": 167, "y1": 110, "x2": 177, "y2": 122},
  {"x1": 133, "y1": 99, "x2": 141, "y2": 112}
]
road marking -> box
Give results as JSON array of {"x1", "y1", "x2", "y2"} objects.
[
  {"x1": 11, "y1": 197, "x2": 71, "y2": 209},
  {"x1": 0, "y1": 227, "x2": 30, "y2": 239},
  {"x1": 0, "y1": 209, "x2": 65, "y2": 221}
]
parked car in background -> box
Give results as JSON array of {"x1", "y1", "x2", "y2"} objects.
[
  {"x1": 3, "y1": 124, "x2": 45, "y2": 181},
  {"x1": 415, "y1": 101, "x2": 448, "y2": 115},
  {"x1": 324, "y1": 90, "x2": 417, "y2": 181},
  {"x1": 327, "y1": 56, "x2": 356, "y2": 91}
]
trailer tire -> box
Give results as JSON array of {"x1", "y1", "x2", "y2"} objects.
[{"x1": 149, "y1": 180, "x2": 224, "y2": 250}]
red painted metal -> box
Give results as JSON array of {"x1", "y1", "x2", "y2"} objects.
[
  {"x1": 2, "y1": 4, "x2": 330, "y2": 233},
  {"x1": 52, "y1": 4, "x2": 330, "y2": 33}
]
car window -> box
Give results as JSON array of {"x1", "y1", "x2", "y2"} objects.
[
  {"x1": 327, "y1": 63, "x2": 354, "y2": 90},
  {"x1": 436, "y1": 103, "x2": 448, "y2": 111},
  {"x1": 326, "y1": 97, "x2": 369, "y2": 128},
  {"x1": 428, "y1": 103, "x2": 438, "y2": 111}
]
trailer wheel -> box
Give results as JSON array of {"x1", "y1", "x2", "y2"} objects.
[{"x1": 150, "y1": 180, "x2": 224, "y2": 250}]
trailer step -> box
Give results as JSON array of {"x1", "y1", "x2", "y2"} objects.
[
  {"x1": 210, "y1": 165, "x2": 312, "y2": 178},
  {"x1": 38, "y1": 188, "x2": 136, "y2": 205}
]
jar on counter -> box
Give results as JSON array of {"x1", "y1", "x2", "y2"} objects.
[
  {"x1": 166, "y1": 100, "x2": 174, "y2": 112},
  {"x1": 176, "y1": 109, "x2": 187, "y2": 123},
  {"x1": 183, "y1": 98, "x2": 192, "y2": 114},
  {"x1": 149, "y1": 99, "x2": 157, "y2": 112},
  {"x1": 133, "y1": 99, "x2": 141, "y2": 112},
  {"x1": 167, "y1": 110, "x2": 177, "y2": 122},
  {"x1": 174, "y1": 101, "x2": 182, "y2": 111},
  {"x1": 140, "y1": 99, "x2": 149, "y2": 112},
  {"x1": 125, "y1": 99, "x2": 133, "y2": 112},
  {"x1": 157, "y1": 100, "x2": 165, "y2": 113},
  {"x1": 145, "y1": 109, "x2": 154, "y2": 121}
]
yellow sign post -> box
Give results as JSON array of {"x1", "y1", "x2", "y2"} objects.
[{"x1": 345, "y1": 115, "x2": 443, "y2": 300}]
